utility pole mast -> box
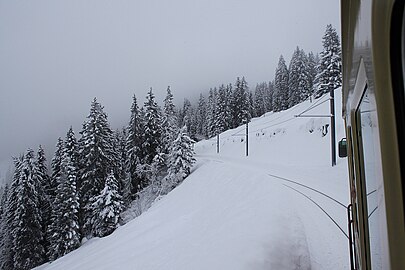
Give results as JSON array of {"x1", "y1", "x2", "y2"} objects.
[
  {"x1": 246, "y1": 121, "x2": 249, "y2": 157},
  {"x1": 330, "y1": 87, "x2": 336, "y2": 166}
]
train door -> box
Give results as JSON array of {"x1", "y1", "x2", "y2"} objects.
[{"x1": 350, "y1": 60, "x2": 390, "y2": 270}]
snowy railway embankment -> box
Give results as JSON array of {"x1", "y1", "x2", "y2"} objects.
[{"x1": 38, "y1": 88, "x2": 350, "y2": 270}]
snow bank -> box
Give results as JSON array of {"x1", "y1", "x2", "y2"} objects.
[{"x1": 38, "y1": 89, "x2": 350, "y2": 270}]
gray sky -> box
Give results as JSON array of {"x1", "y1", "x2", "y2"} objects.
[{"x1": 0, "y1": 0, "x2": 340, "y2": 177}]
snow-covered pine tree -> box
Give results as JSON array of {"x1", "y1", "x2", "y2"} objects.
[
  {"x1": 248, "y1": 91, "x2": 254, "y2": 120},
  {"x1": 92, "y1": 170, "x2": 123, "y2": 237},
  {"x1": 298, "y1": 49, "x2": 310, "y2": 102},
  {"x1": 273, "y1": 55, "x2": 289, "y2": 111},
  {"x1": 0, "y1": 156, "x2": 23, "y2": 270},
  {"x1": 47, "y1": 138, "x2": 65, "y2": 254},
  {"x1": 230, "y1": 78, "x2": 241, "y2": 126},
  {"x1": 288, "y1": 47, "x2": 310, "y2": 107},
  {"x1": 113, "y1": 128, "x2": 127, "y2": 194},
  {"x1": 225, "y1": 83, "x2": 233, "y2": 125},
  {"x1": 196, "y1": 93, "x2": 207, "y2": 138},
  {"x1": 142, "y1": 88, "x2": 163, "y2": 166},
  {"x1": 206, "y1": 88, "x2": 218, "y2": 137},
  {"x1": 214, "y1": 85, "x2": 229, "y2": 134},
  {"x1": 254, "y1": 82, "x2": 271, "y2": 117},
  {"x1": 315, "y1": 24, "x2": 342, "y2": 98},
  {"x1": 230, "y1": 77, "x2": 250, "y2": 128},
  {"x1": 148, "y1": 152, "x2": 167, "y2": 194},
  {"x1": 50, "y1": 138, "x2": 64, "y2": 201},
  {"x1": 263, "y1": 81, "x2": 274, "y2": 113},
  {"x1": 187, "y1": 106, "x2": 198, "y2": 139},
  {"x1": 181, "y1": 98, "x2": 194, "y2": 135},
  {"x1": 0, "y1": 184, "x2": 8, "y2": 226},
  {"x1": 65, "y1": 127, "x2": 79, "y2": 167},
  {"x1": 124, "y1": 95, "x2": 144, "y2": 205},
  {"x1": 307, "y1": 52, "x2": 319, "y2": 100},
  {"x1": 266, "y1": 81, "x2": 274, "y2": 112},
  {"x1": 49, "y1": 143, "x2": 80, "y2": 260},
  {"x1": 36, "y1": 145, "x2": 52, "y2": 260},
  {"x1": 78, "y1": 98, "x2": 116, "y2": 237},
  {"x1": 0, "y1": 184, "x2": 9, "y2": 267},
  {"x1": 287, "y1": 47, "x2": 301, "y2": 107},
  {"x1": 165, "y1": 125, "x2": 196, "y2": 189},
  {"x1": 254, "y1": 83, "x2": 264, "y2": 117},
  {"x1": 162, "y1": 86, "x2": 178, "y2": 154},
  {"x1": 13, "y1": 149, "x2": 46, "y2": 269}
]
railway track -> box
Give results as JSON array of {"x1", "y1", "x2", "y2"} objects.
[{"x1": 266, "y1": 173, "x2": 349, "y2": 240}]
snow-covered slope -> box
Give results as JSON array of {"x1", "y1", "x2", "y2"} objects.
[{"x1": 38, "y1": 90, "x2": 350, "y2": 270}]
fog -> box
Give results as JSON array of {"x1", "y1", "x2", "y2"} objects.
[{"x1": 0, "y1": 0, "x2": 340, "y2": 179}]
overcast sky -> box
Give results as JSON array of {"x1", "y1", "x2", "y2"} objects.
[{"x1": 0, "y1": 0, "x2": 340, "y2": 176}]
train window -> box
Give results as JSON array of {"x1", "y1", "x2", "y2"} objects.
[{"x1": 356, "y1": 86, "x2": 382, "y2": 269}]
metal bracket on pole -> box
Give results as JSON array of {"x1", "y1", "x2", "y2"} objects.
[{"x1": 294, "y1": 91, "x2": 336, "y2": 167}]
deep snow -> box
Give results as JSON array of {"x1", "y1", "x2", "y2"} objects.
[{"x1": 37, "y1": 89, "x2": 350, "y2": 270}]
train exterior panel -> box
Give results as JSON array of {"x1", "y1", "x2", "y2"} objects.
[{"x1": 341, "y1": 0, "x2": 405, "y2": 269}]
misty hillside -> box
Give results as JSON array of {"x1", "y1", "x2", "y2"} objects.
[{"x1": 36, "y1": 88, "x2": 350, "y2": 270}]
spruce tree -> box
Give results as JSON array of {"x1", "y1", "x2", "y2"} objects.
[
  {"x1": 36, "y1": 145, "x2": 52, "y2": 261},
  {"x1": 92, "y1": 170, "x2": 123, "y2": 237},
  {"x1": 0, "y1": 156, "x2": 23, "y2": 270},
  {"x1": 298, "y1": 49, "x2": 311, "y2": 102},
  {"x1": 225, "y1": 83, "x2": 233, "y2": 125},
  {"x1": 162, "y1": 86, "x2": 178, "y2": 154},
  {"x1": 215, "y1": 84, "x2": 229, "y2": 134},
  {"x1": 287, "y1": 47, "x2": 301, "y2": 107},
  {"x1": 47, "y1": 138, "x2": 65, "y2": 253},
  {"x1": 142, "y1": 88, "x2": 163, "y2": 165},
  {"x1": 307, "y1": 52, "x2": 319, "y2": 100},
  {"x1": 165, "y1": 125, "x2": 196, "y2": 189},
  {"x1": 49, "y1": 145, "x2": 80, "y2": 260},
  {"x1": 187, "y1": 106, "x2": 198, "y2": 139},
  {"x1": 273, "y1": 55, "x2": 289, "y2": 111},
  {"x1": 206, "y1": 88, "x2": 217, "y2": 137},
  {"x1": 78, "y1": 98, "x2": 116, "y2": 237},
  {"x1": 254, "y1": 83, "x2": 264, "y2": 117},
  {"x1": 0, "y1": 184, "x2": 9, "y2": 267},
  {"x1": 266, "y1": 81, "x2": 274, "y2": 112},
  {"x1": 65, "y1": 127, "x2": 79, "y2": 168},
  {"x1": 288, "y1": 47, "x2": 310, "y2": 107},
  {"x1": 124, "y1": 95, "x2": 143, "y2": 204},
  {"x1": 230, "y1": 77, "x2": 250, "y2": 127},
  {"x1": 196, "y1": 93, "x2": 207, "y2": 138},
  {"x1": 113, "y1": 128, "x2": 127, "y2": 194},
  {"x1": 50, "y1": 138, "x2": 64, "y2": 200},
  {"x1": 315, "y1": 24, "x2": 342, "y2": 98},
  {"x1": 181, "y1": 98, "x2": 193, "y2": 135},
  {"x1": 13, "y1": 149, "x2": 45, "y2": 269}
]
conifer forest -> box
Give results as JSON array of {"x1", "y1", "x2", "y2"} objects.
[{"x1": 0, "y1": 24, "x2": 341, "y2": 270}]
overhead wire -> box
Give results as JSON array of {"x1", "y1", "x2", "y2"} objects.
[
  {"x1": 218, "y1": 94, "x2": 331, "y2": 138},
  {"x1": 296, "y1": 94, "x2": 330, "y2": 117}
]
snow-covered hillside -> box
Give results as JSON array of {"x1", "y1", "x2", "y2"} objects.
[{"x1": 37, "y1": 89, "x2": 350, "y2": 270}]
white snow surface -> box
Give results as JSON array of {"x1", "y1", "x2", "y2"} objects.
[{"x1": 37, "y1": 90, "x2": 350, "y2": 270}]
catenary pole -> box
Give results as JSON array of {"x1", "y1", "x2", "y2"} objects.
[
  {"x1": 246, "y1": 121, "x2": 249, "y2": 157},
  {"x1": 330, "y1": 87, "x2": 336, "y2": 166}
]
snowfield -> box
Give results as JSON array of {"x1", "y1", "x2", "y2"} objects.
[{"x1": 37, "y1": 89, "x2": 350, "y2": 270}]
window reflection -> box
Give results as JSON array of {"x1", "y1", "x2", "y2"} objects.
[{"x1": 357, "y1": 87, "x2": 382, "y2": 269}]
